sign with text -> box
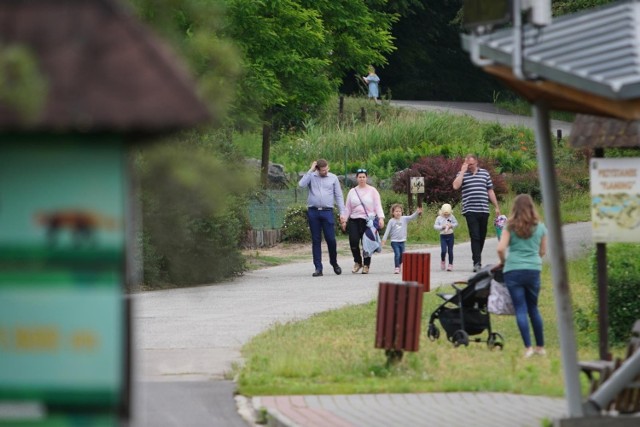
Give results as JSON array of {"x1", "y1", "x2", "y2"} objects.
[
  {"x1": 590, "y1": 158, "x2": 640, "y2": 243},
  {"x1": 410, "y1": 177, "x2": 425, "y2": 194},
  {"x1": 0, "y1": 140, "x2": 126, "y2": 410}
]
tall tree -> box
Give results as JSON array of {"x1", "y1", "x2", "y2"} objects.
[
  {"x1": 222, "y1": 0, "x2": 398, "y2": 187},
  {"x1": 222, "y1": 0, "x2": 333, "y2": 186}
]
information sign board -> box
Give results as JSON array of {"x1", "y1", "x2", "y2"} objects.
[{"x1": 590, "y1": 158, "x2": 640, "y2": 243}]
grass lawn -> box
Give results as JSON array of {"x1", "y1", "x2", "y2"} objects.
[{"x1": 236, "y1": 254, "x2": 618, "y2": 398}]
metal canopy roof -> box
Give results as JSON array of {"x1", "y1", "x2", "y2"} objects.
[{"x1": 462, "y1": 0, "x2": 640, "y2": 101}]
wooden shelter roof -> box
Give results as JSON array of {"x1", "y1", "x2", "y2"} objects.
[
  {"x1": 570, "y1": 114, "x2": 640, "y2": 149},
  {"x1": 0, "y1": 0, "x2": 210, "y2": 135}
]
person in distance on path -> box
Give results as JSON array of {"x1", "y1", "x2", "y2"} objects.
[
  {"x1": 497, "y1": 194, "x2": 547, "y2": 358},
  {"x1": 298, "y1": 159, "x2": 346, "y2": 277},
  {"x1": 382, "y1": 203, "x2": 422, "y2": 274},
  {"x1": 452, "y1": 154, "x2": 501, "y2": 272},
  {"x1": 433, "y1": 203, "x2": 458, "y2": 271},
  {"x1": 342, "y1": 168, "x2": 384, "y2": 274}
]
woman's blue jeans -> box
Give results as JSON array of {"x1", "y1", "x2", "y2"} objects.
[
  {"x1": 504, "y1": 269, "x2": 544, "y2": 348},
  {"x1": 391, "y1": 241, "x2": 405, "y2": 268}
]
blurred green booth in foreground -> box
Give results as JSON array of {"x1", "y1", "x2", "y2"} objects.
[{"x1": 0, "y1": 0, "x2": 210, "y2": 424}]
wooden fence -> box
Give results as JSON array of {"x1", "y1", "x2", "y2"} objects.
[{"x1": 244, "y1": 229, "x2": 282, "y2": 249}]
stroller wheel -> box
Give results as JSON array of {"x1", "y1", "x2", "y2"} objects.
[
  {"x1": 452, "y1": 330, "x2": 469, "y2": 347},
  {"x1": 427, "y1": 324, "x2": 440, "y2": 341},
  {"x1": 487, "y1": 332, "x2": 504, "y2": 350}
]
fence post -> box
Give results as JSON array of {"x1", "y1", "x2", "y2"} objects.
[
  {"x1": 407, "y1": 174, "x2": 413, "y2": 211},
  {"x1": 344, "y1": 146, "x2": 348, "y2": 184}
]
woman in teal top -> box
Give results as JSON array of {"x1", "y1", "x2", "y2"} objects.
[{"x1": 497, "y1": 194, "x2": 548, "y2": 358}]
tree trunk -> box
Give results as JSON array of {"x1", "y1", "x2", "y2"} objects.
[{"x1": 260, "y1": 112, "x2": 272, "y2": 189}]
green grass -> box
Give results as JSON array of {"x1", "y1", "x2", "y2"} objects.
[
  {"x1": 268, "y1": 94, "x2": 559, "y2": 178},
  {"x1": 234, "y1": 95, "x2": 602, "y2": 398},
  {"x1": 236, "y1": 195, "x2": 612, "y2": 398},
  {"x1": 494, "y1": 93, "x2": 576, "y2": 122},
  {"x1": 237, "y1": 252, "x2": 618, "y2": 397}
]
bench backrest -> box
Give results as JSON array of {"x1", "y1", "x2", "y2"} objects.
[{"x1": 614, "y1": 320, "x2": 640, "y2": 414}]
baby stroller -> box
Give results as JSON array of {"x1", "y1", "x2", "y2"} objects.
[{"x1": 426, "y1": 265, "x2": 504, "y2": 349}]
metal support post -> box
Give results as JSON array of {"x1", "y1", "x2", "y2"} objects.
[{"x1": 532, "y1": 101, "x2": 584, "y2": 417}]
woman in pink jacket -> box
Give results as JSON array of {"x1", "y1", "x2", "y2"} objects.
[{"x1": 341, "y1": 169, "x2": 385, "y2": 274}]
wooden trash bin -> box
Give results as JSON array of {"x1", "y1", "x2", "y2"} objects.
[
  {"x1": 402, "y1": 252, "x2": 431, "y2": 292},
  {"x1": 375, "y1": 281, "x2": 424, "y2": 364}
]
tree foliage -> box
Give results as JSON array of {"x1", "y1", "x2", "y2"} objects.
[
  {"x1": 552, "y1": 0, "x2": 616, "y2": 16},
  {"x1": 127, "y1": 0, "x2": 255, "y2": 287},
  {"x1": 222, "y1": 0, "x2": 399, "y2": 129},
  {"x1": 138, "y1": 131, "x2": 255, "y2": 287},
  {"x1": 128, "y1": 0, "x2": 242, "y2": 122},
  {"x1": 0, "y1": 44, "x2": 48, "y2": 123},
  {"x1": 299, "y1": 0, "x2": 398, "y2": 80},
  {"x1": 358, "y1": 0, "x2": 504, "y2": 101},
  {"x1": 222, "y1": 0, "x2": 334, "y2": 129}
]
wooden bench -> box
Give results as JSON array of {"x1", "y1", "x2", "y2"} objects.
[{"x1": 579, "y1": 320, "x2": 640, "y2": 414}]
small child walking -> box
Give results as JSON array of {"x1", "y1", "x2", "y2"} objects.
[
  {"x1": 381, "y1": 204, "x2": 422, "y2": 274},
  {"x1": 494, "y1": 214, "x2": 508, "y2": 240},
  {"x1": 433, "y1": 203, "x2": 458, "y2": 271}
]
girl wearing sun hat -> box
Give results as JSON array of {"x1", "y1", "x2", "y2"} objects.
[{"x1": 433, "y1": 203, "x2": 459, "y2": 271}]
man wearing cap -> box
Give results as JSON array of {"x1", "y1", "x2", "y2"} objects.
[
  {"x1": 452, "y1": 154, "x2": 501, "y2": 272},
  {"x1": 299, "y1": 159, "x2": 346, "y2": 277}
]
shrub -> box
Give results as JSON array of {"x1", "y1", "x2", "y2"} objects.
[
  {"x1": 391, "y1": 155, "x2": 508, "y2": 206},
  {"x1": 378, "y1": 189, "x2": 413, "y2": 217},
  {"x1": 591, "y1": 244, "x2": 640, "y2": 345},
  {"x1": 282, "y1": 206, "x2": 310, "y2": 243},
  {"x1": 508, "y1": 171, "x2": 542, "y2": 202},
  {"x1": 369, "y1": 148, "x2": 417, "y2": 179},
  {"x1": 557, "y1": 161, "x2": 589, "y2": 199},
  {"x1": 175, "y1": 214, "x2": 247, "y2": 284},
  {"x1": 139, "y1": 230, "x2": 169, "y2": 288},
  {"x1": 282, "y1": 205, "x2": 344, "y2": 243},
  {"x1": 482, "y1": 123, "x2": 520, "y2": 149},
  {"x1": 493, "y1": 148, "x2": 537, "y2": 173},
  {"x1": 138, "y1": 133, "x2": 254, "y2": 288},
  {"x1": 141, "y1": 197, "x2": 249, "y2": 288}
]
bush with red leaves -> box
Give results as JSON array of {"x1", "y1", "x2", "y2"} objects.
[{"x1": 391, "y1": 156, "x2": 507, "y2": 207}]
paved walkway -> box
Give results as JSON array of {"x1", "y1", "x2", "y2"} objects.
[
  {"x1": 242, "y1": 222, "x2": 593, "y2": 427},
  {"x1": 253, "y1": 392, "x2": 567, "y2": 427},
  {"x1": 390, "y1": 100, "x2": 573, "y2": 137},
  {"x1": 132, "y1": 221, "x2": 593, "y2": 426},
  {"x1": 246, "y1": 101, "x2": 577, "y2": 427}
]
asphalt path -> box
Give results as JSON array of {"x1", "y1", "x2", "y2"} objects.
[
  {"x1": 130, "y1": 102, "x2": 579, "y2": 426},
  {"x1": 389, "y1": 100, "x2": 573, "y2": 137},
  {"x1": 131, "y1": 222, "x2": 593, "y2": 426}
]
